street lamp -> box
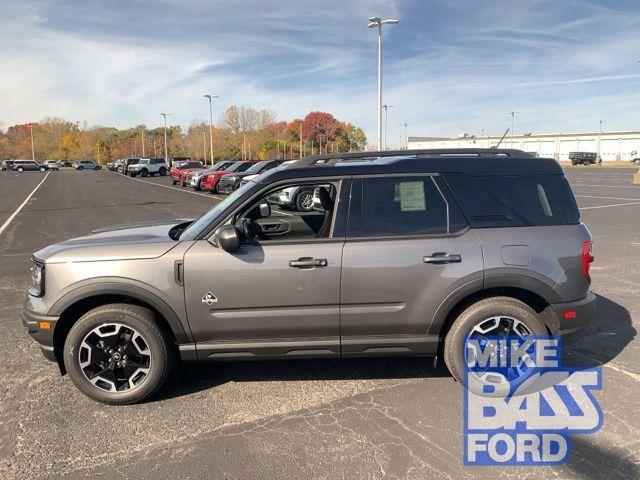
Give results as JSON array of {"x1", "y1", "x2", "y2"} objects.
[
  {"x1": 382, "y1": 104, "x2": 394, "y2": 150},
  {"x1": 367, "y1": 16, "x2": 399, "y2": 151},
  {"x1": 160, "y1": 113, "x2": 170, "y2": 165},
  {"x1": 508, "y1": 111, "x2": 519, "y2": 148},
  {"x1": 29, "y1": 124, "x2": 35, "y2": 161},
  {"x1": 204, "y1": 94, "x2": 219, "y2": 165}
]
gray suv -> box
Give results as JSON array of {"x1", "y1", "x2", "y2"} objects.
[{"x1": 22, "y1": 149, "x2": 596, "y2": 404}]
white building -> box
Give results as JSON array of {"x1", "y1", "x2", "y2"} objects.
[{"x1": 407, "y1": 131, "x2": 640, "y2": 162}]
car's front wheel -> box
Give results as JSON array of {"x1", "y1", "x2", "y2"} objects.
[
  {"x1": 141, "y1": 169, "x2": 148, "y2": 177},
  {"x1": 63, "y1": 304, "x2": 174, "y2": 405},
  {"x1": 17, "y1": 167, "x2": 24, "y2": 172},
  {"x1": 443, "y1": 297, "x2": 547, "y2": 387},
  {"x1": 39, "y1": 166, "x2": 46, "y2": 172},
  {"x1": 159, "y1": 167, "x2": 167, "y2": 176}
]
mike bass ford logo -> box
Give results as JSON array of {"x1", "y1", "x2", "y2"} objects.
[{"x1": 463, "y1": 336, "x2": 603, "y2": 466}]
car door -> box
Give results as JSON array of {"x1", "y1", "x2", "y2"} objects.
[
  {"x1": 340, "y1": 174, "x2": 483, "y2": 357},
  {"x1": 183, "y1": 177, "x2": 350, "y2": 360}
]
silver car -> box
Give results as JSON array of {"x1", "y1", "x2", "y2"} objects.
[{"x1": 22, "y1": 148, "x2": 595, "y2": 404}]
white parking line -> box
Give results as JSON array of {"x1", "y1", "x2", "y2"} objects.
[
  {"x1": 0, "y1": 172, "x2": 50, "y2": 237},
  {"x1": 576, "y1": 195, "x2": 640, "y2": 201},
  {"x1": 120, "y1": 173, "x2": 224, "y2": 200},
  {"x1": 569, "y1": 184, "x2": 640, "y2": 189},
  {"x1": 580, "y1": 201, "x2": 640, "y2": 210}
]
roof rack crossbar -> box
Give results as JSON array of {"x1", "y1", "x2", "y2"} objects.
[{"x1": 292, "y1": 148, "x2": 531, "y2": 167}]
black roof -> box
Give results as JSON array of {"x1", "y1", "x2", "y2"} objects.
[{"x1": 259, "y1": 149, "x2": 563, "y2": 183}]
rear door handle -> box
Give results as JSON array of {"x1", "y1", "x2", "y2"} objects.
[
  {"x1": 289, "y1": 257, "x2": 328, "y2": 268},
  {"x1": 423, "y1": 253, "x2": 462, "y2": 264}
]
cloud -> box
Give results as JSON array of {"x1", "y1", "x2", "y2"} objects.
[{"x1": 1, "y1": 0, "x2": 640, "y2": 147}]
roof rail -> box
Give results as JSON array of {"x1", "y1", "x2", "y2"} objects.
[{"x1": 291, "y1": 148, "x2": 531, "y2": 168}]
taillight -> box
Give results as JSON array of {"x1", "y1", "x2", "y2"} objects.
[{"x1": 581, "y1": 241, "x2": 594, "y2": 281}]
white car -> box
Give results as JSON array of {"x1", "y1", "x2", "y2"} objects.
[
  {"x1": 239, "y1": 160, "x2": 296, "y2": 188},
  {"x1": 127, "y1": 158, "x2": 168, "y2": 177}
]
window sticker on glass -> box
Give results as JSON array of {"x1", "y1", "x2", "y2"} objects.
[{"x1": 398, "y1": 181, "x2": 426, "y2": 212}]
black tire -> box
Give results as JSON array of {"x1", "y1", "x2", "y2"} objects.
[
  {"x1": 443, "y1": 296, "x2": 547, "y2": 384},
  {"x1": 295, "y1": 188, "x2": 315, "y2": 212},
  {"x1": 159, "y1": 167, "x2": 167, "y2": 176},
  {"x1": 130, "y1": 172, "x2": 137, "y2": 177},
  {"x1": 141, "y1": 169, "x2": 148, "y2": 177},
  {"x1": 63, "y1": 303, "x2": 174, "y2": 405},
  {"x1": 78, "y1": 166, "x2": 84, "y2": 170},
  {"x1": 172, "y1": 179, "x2": 177, "y2": 185}
]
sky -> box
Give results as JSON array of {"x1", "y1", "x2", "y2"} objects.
[{"x1": 2, "y1": 0, "x2": 640, "y2": 147}]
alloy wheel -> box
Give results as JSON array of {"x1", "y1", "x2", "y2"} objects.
[
  {"x1": 78, "y1": 323, "x2": 151, "y2": 393},
  {"x1": 466, "y1": 316, "x2": 534, "y2": 385}
]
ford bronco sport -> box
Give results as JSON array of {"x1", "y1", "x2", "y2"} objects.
[{"x1": 22, "y1": 149, "x2": 595, "y2": 404}]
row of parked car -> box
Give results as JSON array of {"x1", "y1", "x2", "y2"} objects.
[{"x1": 1, "y1": 159, "x2": 102, "y2": 172}]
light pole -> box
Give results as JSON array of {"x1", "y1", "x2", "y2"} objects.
[
  {"x1": 404, "y1": 122, "x2": 408, "y2": 150},
  {"x1": 382, "y1": 104, "x2": 394, "y2": 150},
  {"x1": 204, "y1": 94, "x2": 219, "y2": 165},
  {"x1": 160, "y1": 113, "x2": 170, "y2": 165},
  {"x1": 367, "y1": 16, "x2": 399, "y2": 151},
  {"x1": 508, "y1": 111, "x2": 519, "y2": 148},
  {"x1": 140, "y1": 126, "x2": 145, "y2": 157},
  {"x1": 597, "y1": 119, "x2": 605, "y2": 163},
  {"x1": 29, "y1": 124, "x2": 35, "y2": 161}
]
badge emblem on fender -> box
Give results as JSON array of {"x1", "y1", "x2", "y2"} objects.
[{"x1": 202, "y1": 292, "x2": 218, "y2": 305}]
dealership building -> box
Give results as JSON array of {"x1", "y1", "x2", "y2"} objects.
[{"x1": 407, "y1": 130, "x2": 640, "y2": 162}]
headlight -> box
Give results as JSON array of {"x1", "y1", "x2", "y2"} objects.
[{"x1": 29, "y1": 260, "x2": 44, "y2": 297}]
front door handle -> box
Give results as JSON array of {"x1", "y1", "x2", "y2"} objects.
[
  {"x1": 423, "y1": 252, "x2": 462, "y2": 264},
  {"x1": 289, "y1": 257, "x2": 328, "y2": 268}
]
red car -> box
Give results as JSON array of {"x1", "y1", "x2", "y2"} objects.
[
  {"x1": 200, "y1": 160, "x2": 257, "y2": 193},
  {"x1": 170, "y1": 161, "x2": 204, "y2": 185}
]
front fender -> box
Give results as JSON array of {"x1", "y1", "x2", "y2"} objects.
[{"x1": 49, "y1": 278, "x2": 192, "y2": 344}]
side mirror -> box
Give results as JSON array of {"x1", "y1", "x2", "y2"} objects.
[
  {"x1": 258, "y1": 202, "x2": 271, "y2": 218},
  {"x1": 213, "y1": 225, "x2": 240, "y2": 251}
]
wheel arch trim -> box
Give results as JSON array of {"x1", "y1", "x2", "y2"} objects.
[
  {"x1": 428, "y1": 273, "x2": 561, "y2": 337},
  {"x1": 49, "y1": 281, "x2": 192, "y2": 344}
]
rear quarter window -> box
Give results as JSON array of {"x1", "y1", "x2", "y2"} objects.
[{"x1": 443, "y1": 173, "x2": 576, "y2": 228}]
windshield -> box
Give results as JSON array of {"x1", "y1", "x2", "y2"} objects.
[
  {"x1": 243, "y1": 160, "x2": 270, "y2": 174},
  {"x1": 179, "y1": 181, "x2": 254, "y2": 240},
  {"x1": 139, "y1": 159, "x2": 149, "y2": 165}
]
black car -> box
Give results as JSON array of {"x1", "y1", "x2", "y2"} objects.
[
  {"x1": 569, "y1": 152, "x2": 600, "y2": 165},
  {"x1": 216, "y1": 160, "x2": 283, "y2": 194},
  {"x1": 1, "y1": 160, "x2": 15, "y2": 171}
]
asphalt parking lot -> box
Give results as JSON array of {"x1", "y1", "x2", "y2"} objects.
[{"x1": 0, "y1": 167, "x2": 639, "y2": 479}]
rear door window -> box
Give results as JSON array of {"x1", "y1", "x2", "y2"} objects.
[
  {"x1": 444, "y1": 173, "x2": 572, "y2": 227},
  {"x1": 351, "y1": 176, "x2": 450, "y2": 237}
]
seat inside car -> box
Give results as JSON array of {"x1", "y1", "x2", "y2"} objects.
[{"x1": 315, "y1": 187, "x2": 335, "y2": 238}]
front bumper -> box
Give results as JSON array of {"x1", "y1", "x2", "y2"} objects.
[
  {"x1": 22, "y1": 307, "x2": 59, "y2": 362},
  {"x1": 550, "y1": 291, "x2": 597, "y2": 336},
  {"x1": 217, "y1": 180, "x2": 236, "y2": 194}
]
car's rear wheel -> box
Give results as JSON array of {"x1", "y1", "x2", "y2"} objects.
[
  {"x1": 443, "y1": 297, "x2": 547, "y2": 387},
  {"x1": 17, "y1": 167, "x2": 24, "y2": 172},
  {"x1": 295, "y1": 188, "x2": 314, "y2": 212},
  {"x1": 141, "y1": 169, "x2": 148, "y2": 177},
  {"x1": 159, "y1": 167, "x2": 167, "y2": 176},
  {"x1": 63, "y1": 304, "x2": 174, "y2": 405}
]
